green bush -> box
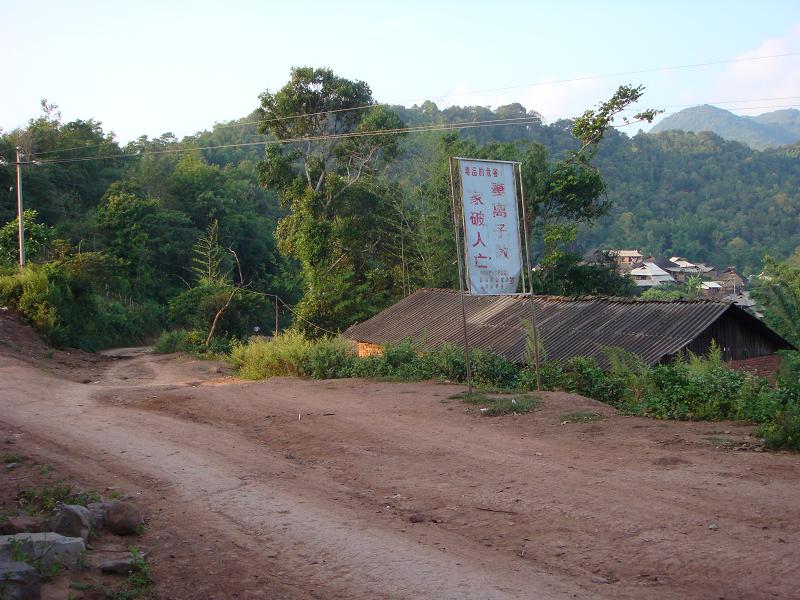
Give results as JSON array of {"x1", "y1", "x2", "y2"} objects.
[
  {"x1": 0, "y1": 263, "x2": 163, "y2": 350},
  {"x1": 154, "y1": 329, "x2": 196, "y2": 353},
  {"x1": 382, "y1": 340, "x2": 423, "y2": 376},
  {"x1": 756, "y1": 405, "x2": 800, "y2": 450},
  {"x1": 230, "y1": 330, "x2": 312, "y2": 379},
  {"x1": 340, "y1": 340, "x2": 425, "y2": 380},
  {"x1": 520, "y1": 362, "x2": 571, "y2": 392},
  {"x1": 419, "y1": 343, "x2": 466, "y2": 381},
  {"x1": 637, "y1": 362, "x2": 782, "y2": 422},
  {"x1": 470, "y1": 348, "x2": 518, "y2": 388},
  {"x1": 301, "y1": 336, "x2": 354, "y2": 379}
]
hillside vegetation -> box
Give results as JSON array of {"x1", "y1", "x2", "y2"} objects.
[{"x1": 1, "y1": 78, "x2": 799, "y2": 348}]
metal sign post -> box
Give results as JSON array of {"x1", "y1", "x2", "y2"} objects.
[
  {"x1": 448, "y1": 157, "x2": 473, "y2": 394},
  {"x1": 517, "y1": 162, "x2": 542, "y2": 391}
]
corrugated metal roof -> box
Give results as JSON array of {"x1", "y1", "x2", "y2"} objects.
[{"x1": 343, "y1": 288, "x2": 789, "y2": 366}]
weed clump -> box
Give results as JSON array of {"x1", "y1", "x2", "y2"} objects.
[{"x1": 17, "y1": 482, "x2": 99, "y2": 515}]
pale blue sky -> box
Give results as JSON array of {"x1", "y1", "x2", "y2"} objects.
[{"x1": 3, "y1": 0, "x2": 799, "y2": 142}]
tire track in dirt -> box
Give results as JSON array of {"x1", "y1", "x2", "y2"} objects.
[{"x1": 1, "y1": 352, "x2": 589, "y2": 599}]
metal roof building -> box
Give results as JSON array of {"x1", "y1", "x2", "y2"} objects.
[{"x1": 344, "y1": 288, "x2": 793, "y2": 366}]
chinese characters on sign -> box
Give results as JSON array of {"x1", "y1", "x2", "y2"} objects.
[{"x1": 458, "y1": 159, "x2": 522, "y2": 295}]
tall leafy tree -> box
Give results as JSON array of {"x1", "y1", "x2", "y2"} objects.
[
  {"x1": 256, "y1": 67, "x2": 406, "y2": 331},
  {"x1": 94, "y1": 191, "x2": 197, "y2": 299}
]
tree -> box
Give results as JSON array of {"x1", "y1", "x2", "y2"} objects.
[
  {"x1": 752, "y1": 257, "x2": 800, "y2": 346},
  {"x1": 256, "y1": 67, "x2": 406, "y2": 332},
  {"x1": 525, "y1": 85, "x2": 661, "y2": 282},
  {"x1": 168, "y1": 220, "x2": 271, "y2": 345},
  {"x1": 94, "y1": 191, "x2": 197, "y2": 298},
  {"x1": 0, "y1": 210, "x2": 54, "y2": 265},
  {"x1": 190, "y1": 220, "x2": 229, "y2": 284}
]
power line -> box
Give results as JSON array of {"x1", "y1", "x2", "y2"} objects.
[
  {"x1": 34, "y1": 115, "x2": 544, "y2": 165},
  {"x1": 25, "y1": 91, "x2": 800, "y2": 162},
  {"x1": 30, "y1": 99, "x2": 800, "y2": 167},
  {"x1": 188, "y1": 51, "x2": 800, "y2": 133},
  {"x1": 434, "y1": 52, "x2": 800, "y2": 100},
  {"x1": 21, "y1": 49, "x2": 798, "y2": 159}
]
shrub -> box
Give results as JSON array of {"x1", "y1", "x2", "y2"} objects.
[
  {"x1": 0, "y1": 264, "x2": 163, "y2": 350},
  {"x1": 520, "y1": 362, "x2": 572, "y2": 392},
  {"x1": 756, "y1": 405, "x2": 800, "y2": 450},
  {"x1": 154, "y1": 328, "x2": 232, "y2": 356},
  {"x1": 301, "y1": 336, "x2": 354, "y2": 379},
  {"x1": 168, "y1": 285, "x2": 271, "y2": 339},
  {"x1": 382, "y1": 340, "x2": 422, "y2": 373},
  {"x1": 419, "y1": 343, "x2": 466, "y2": 381},
  {"x1": 636, "y1": 361, "x2": 783, "y2": 422},
  {"x1": 342, "y1": 340, "x2": 425, "y2": 380},
  {"x1": 154, "y1": 329, "x2": 195, "y2": 353},
  {"x1": 470, "y1": 348, "x2": 518, "y2": 388},
  {"x1": 230, "y1": 330, "x2": 312, "y2": 379}
]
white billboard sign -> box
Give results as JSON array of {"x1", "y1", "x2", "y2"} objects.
[{"x1": 458, "y1": 159, "x2": 523, "y2": 295}]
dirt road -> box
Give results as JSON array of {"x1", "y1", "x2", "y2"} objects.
[{"x1": 1, "y1": 344, "x2": 798, "y2": 599}]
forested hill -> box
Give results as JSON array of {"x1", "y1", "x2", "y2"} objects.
[
  {"x1": 2, "y1": 100, "x2": 799, "y2": 285},
  {"x1": 651, "y1": 105, "x2": 800, "y2": 150},
  {"x1": 387, "y1": 102, "x2": 800, "y2": 273},
  {"x1": 586, "y1": 130, "x2": 800, "y2": 272}
]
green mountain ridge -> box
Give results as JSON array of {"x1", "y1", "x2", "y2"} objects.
[{"x1": 651, "y1": 105, "x2": 800, "y2": 150}]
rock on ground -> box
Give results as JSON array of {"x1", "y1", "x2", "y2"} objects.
[
  {"x1": 100, "y1": 552, "x2": 141, "y2": 575},
  {"x1": 104, "y1": 501, "x2": 143, "y2": 536},
  {"x1": 86, "y1": 501, "x2": 115, "y2": 530},
  {"x1": 0, "y1": 532, "x2": 85, "y2": 569},
  {"x1": 0, "y1": 561, "x2": 41, "y2": 600},
  {"x1": 0, "y1": 516, "x2": 45, "y2": 535},
  {"x1": 50, "y1": 504, "x2": 91, "y2": 541}
]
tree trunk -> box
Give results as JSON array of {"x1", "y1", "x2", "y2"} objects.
[{"x1": 206, "y1": 289, "x2": 237, "y2": 348}]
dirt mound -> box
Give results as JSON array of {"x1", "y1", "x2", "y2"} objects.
[{"x1": 0, "y1": 307, "x2": 109, "y2": 381}]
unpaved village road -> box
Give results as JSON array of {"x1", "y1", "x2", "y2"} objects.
[{"x1": 2, "y1": 346, "x2": 799, "y2": 599}]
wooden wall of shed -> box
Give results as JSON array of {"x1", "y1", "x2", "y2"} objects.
[{"x1": 683, "y1": 311, "x2": 782, "y2": 360}]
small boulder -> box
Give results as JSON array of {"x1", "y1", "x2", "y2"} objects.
[
  {"x1": 409, "y1": 513, "x2": 426, "y2": 523},
  {"x1": 50, "y1": 505, "x2": 91, "y2": 541},
  {"x1": 104, "y1": 501, "x2": 143, "y2": 536},
  {"x1": 99, "y1": 552, "x2": 142, "y2": 575},
  {"x1": 0, "y1": 532, "x2": 85, "y2": 569},
  {"x1": 86, "y1": 501, "x2": 115, "y2": 530},
  {"x1": 0, "y1": 516, "x2": 44, "y2": 535},
  {"x1": 0, "y1": 561, "x2": 41, "y2": 600}
]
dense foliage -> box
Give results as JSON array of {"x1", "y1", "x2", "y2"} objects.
[{"x1": 2, "y1": 71, "x2": 799, "y2": 347}]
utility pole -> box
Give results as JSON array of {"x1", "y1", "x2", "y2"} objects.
[{"x1": 15, "y1": 147, "x2": 26, "y2": 268}]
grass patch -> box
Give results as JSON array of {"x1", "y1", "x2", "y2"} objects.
[
  {"x1": 8, "y1": 538, "x2": 63, "y2": 581},
  {"x1": 17, "y1": 482, "x2": 100, "y2": 515},
  {"x1": 69, "y1": 547, "x2": 154, "y2": 599},
  {"x1": 560, "y1": 411, "x2": 605, "y2": 423},
  {"x1": 3, "y1": 452, "x2": 25, "y2": 464},
  {"x1": 450, "y1": 390, "x2": 539, "y2": 416}
]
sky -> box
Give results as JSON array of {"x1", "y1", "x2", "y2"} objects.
[{"x1": 3, "y1": 0, "x2": 800, "y2": 143}]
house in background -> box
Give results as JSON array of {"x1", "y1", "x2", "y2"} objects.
[
  {"x1": 629, "y1": 259, "x2": 676, "y2": 288},
  {"x1": 717, "y1": 267, "x2": 747, "y2": 294},
  {"x1": 700, "y1": 280, "x2": 723, "y2": 298},
  {"x1": 344, "y1": 289, "x2": 794, "y2": 366},
  {"x1": 611, "y1": 249, "x2": 643, "y2": 270}
]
